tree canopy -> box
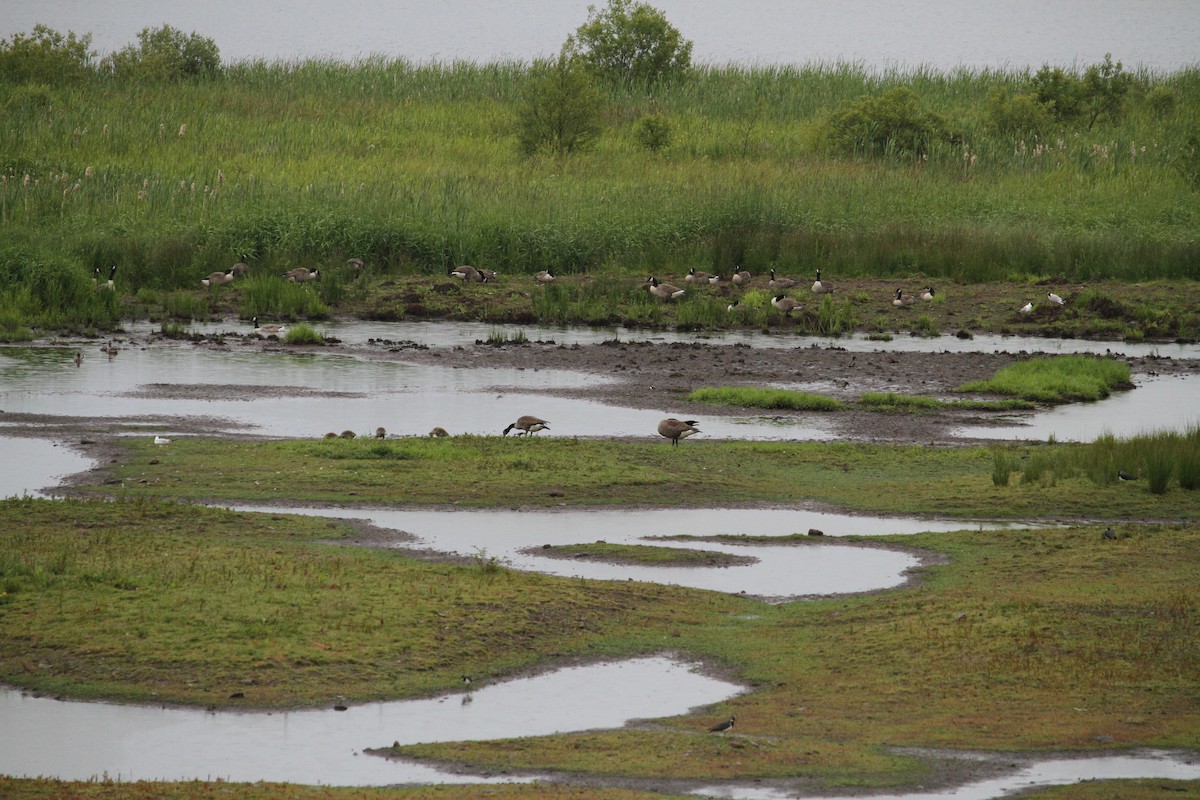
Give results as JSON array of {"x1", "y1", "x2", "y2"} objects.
[{"x1": 566, "y1": 0, "x2": 693, "y2": 89}]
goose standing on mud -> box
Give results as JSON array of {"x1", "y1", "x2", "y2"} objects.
[
  {"x1": 503, "y1": 415, "x2": 550, "y2": 436},
  {"x1": 646, "y1": 276, "x2": 685, "y2": 301},
  {"x1": 658, "y1": 418, "x2": 700, "y2": 446}
]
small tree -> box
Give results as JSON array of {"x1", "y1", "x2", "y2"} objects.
[
  {"x1": 1081, "y1": 53, "x2": 1131, "y2": 129},
  {"x1": 567, "y1": 0, "x2": 693, "y2": 89},
  {"x1": 634, "y1": 111, "x2": 672, "y2": 152},
  {"x1": 517, "y1": 50, "x2": 604, "y2": 157},
  {"x1": 987, "y1": 87, "x2": 1054, "y2": 137},
  {"x1": 1031, "y1": 65, "x2": 1083, "y2": 122},
  {"x1": 0, "y1": 25, "x2": 95, "y2": 84},
  {"x1": 106, "y1": 25, "x2": 220, "y2": 81}
]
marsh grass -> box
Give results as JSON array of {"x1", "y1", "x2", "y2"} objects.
[
  {"x1": 956, "y1": 355, "x2": 1132, "y2": 402},
  {"x1": 89, "y1": 436, "x2": 1200, "y2": 519},
  {"x1": 544, "y1": 542, "x2": 753, "y2": 567},
  {"x1": 0, "y1": 496, "x2": 728, "y2": 708},
  {"x1": 687, "y1": 386, "x2": 846, "y2": 411},
  {"x1": 283, "y1": 323, "x2": 324, "y2": 344},
  {"x1": 859, "y1": 393, "x2": 1035, "y2": 412}
]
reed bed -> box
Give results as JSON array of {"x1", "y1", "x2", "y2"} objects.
[{"x1": 1, "y1": 59, "x2": 1197, "y2": 314}]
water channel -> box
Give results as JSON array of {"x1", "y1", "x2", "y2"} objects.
[{"x1": 2, "y1": 322, "x2": 1197, "y2": 795}]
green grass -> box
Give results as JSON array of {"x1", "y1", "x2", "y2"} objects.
[
  {"x1": 544, "y1": 542, "x2": 753, "y2": 567},
  {"x1": 858, "y1": 392, "x2": 1036, "y2": 411},
  {"x1": 0, "y1": 496, "x2": 732, "y2": 708},
  {"x1": 2, "y1": 59, "x2": 1199, "y2": 337},
  {"x1": 687, "y1": 386, "x2": 846, "y2": 411},
  {"x1": 79, "y1": 434, "x2": 1200, "y2": 519},
  {"x1": 283, "y1": 322, "x2": 324, "y2": 344},
  {"x1": 956, "y1": 355, "x2": 1133, "y2": 402}
]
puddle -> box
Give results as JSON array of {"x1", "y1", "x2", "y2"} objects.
[
  {"x1": 0, "y1": 437, "x2": 93, "y2": 499},
  {"x1": 0, "y1": 656, "x2": 739, "y2": 784},
  {"x1": 694, "y1": 750, "x2": 1200, "y2": 799},
  {"x1": 124, "y1": 319, "x2": 1200, "y2": 358},
  {"x1": 232, "y1": 505, "x2": 1016, "y2": 601},
  {"x1": 953, "y1": 373, "x2": 1200, "y2": 442}
]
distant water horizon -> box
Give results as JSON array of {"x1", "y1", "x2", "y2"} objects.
[{"x1": 3, "y1": 0, "x2": 1199, "y2": 71}]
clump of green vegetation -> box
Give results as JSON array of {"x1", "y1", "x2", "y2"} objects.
[
  {"x1": 956, "y1": 355, "x2": 1131, "y2": 403},
  {"x1": 543, "y1": 541, "x2": 754, "y2": 567},
  {"x1": 991, "y1": 448, "x2": 1019, "y2": 486},
  {"x1": 859, "y1": 393, "x2": 1035, "y2": 412},
  {"x1": 283, "y1": 323, "x2": 324, "y2": 344},
  {"x1": 687, "y1": 386, "x2": 846, "y2": 411}
]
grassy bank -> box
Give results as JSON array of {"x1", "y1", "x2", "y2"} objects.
[
  {"x1": 4, "y1": 497, "x2": 1194, "y2": 787},
  {"x1": 2, "y1": 58, "x2": 1199, "y2": 334},
  {"x1": 81, "y1": 434, "x2": 1200, "y2": 520}
]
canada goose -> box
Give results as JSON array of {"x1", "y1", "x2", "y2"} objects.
[
  {"x1": 708, "y1": 716, "x2": 735, "y2": 734},
  {"x1": 771, "y1": 294, "x2": 803, "y2": 316},
  {"x1": 1047, "y1": 291, "x2": 1065, "y2": 306},
  {"x1": 73, "y1": 352, "x2": 82, "y2": 367},
  {"x1": 201, "y1": 270, "x2": 236, "y2": 288},
  {"x1": 658, "y1": 418, "x2": 699, "y2": 446},
  {"x1": 429, "y1": 426, "x2": 450, "y2": 438},
  {"x1": 346, "y1": 257, "x2": 364, "y2": 273},
  {"x1": 811, "y1": 269, "x2": 835, "y2": 295},
  {"x1": 646, "y1": 276, "x2": 685, "y2": 301},
  {"x1": 374, "y1": 427, "x2": 387, "y2": 439},
  {"x1": 768, "y1": 268, "x2": 799, "y2": 289},
  {"x1": 252, "y1": 316, "x2": 287, "y2": 336},
  {"x1": 503, "y1": 415, "x2": 549, "y2": 436},
  {"x1": 535, "y1": 269, "x2": 555, "y2": 283},
  {"x1": 283, "y1": 267, "x2": 319, "y2": 282},
  {"x1": 477, "y1": 268, "x2": 498, "y2": 281},
  {"x1": 726, "y1": 300, "x2": 740, "y2": 312},
  {"x1": 686, "y1": 267, "x2": 713, "y2": 283},
  {"x1": 731, "y1": 267, "x2": 752, "y2": 286},
  {"x1": 93, "y1": 264, "x2": 116, "y2": 292},
  {"x1": 229, "y1": 262, "x2": 249, "y2": 275},
  {"x1": 1019, "y1": 302, "x2": 1034, "y2": 314},
  {"x1": 892, "y1": 288, "x2": 916, "y2": 307},
  {"x1": 450, "y1": 265, "x2": 485, "y2": 282},
  {"x1": 340, "y1": 430, "x2": 356, "y2": 439},
  {"x1": 153, "y1": 436, "x2": 171, "y2": 445},
  {"x1": 920, "y1": 286, "x2": 936, "y2": 301}
]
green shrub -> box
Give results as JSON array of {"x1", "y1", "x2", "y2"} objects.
[
  {"x1": 634, "y1": 112, "x2": 673, "y2": 152},
  {"x1": 517, "y1": 51, "x2": 603, "y2": 157},
  {"x1": 0, "y1": 25, "x2": 95, "y2": 84},
  {"x1": 105, "y1": 25, "x2": 221, "y2": 81},
  {"x1": 826, "y1": 86, "x2": 952, "y2": 159},
  {"x1": 987, "y1": 88, "x2": 1054, "y2": 136},
  {"x1": 992, "y1": 449, "x2": 1018, "y2": 486},
  {"x1": 1145, "y1": 84, "x2": 1177, "y2": 117}
]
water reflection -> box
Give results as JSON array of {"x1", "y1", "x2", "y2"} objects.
[
  {"x1": 954, "y1": 374, "x2": 1200, "y2": 442},
  {"x1": 232, "y1": 505, "x2": 1015, "y2": 601},
  {"x1": 0, "y1": 656, "x2": 738, "y2": 784},
  {"x1": 0, "y1": 437, "x2": 92, "y2": 499},
  {"x1": 124, "y1": 318, "x2": 1200, "y2": 358},
  {"x1": 695, "y1": 750, "x2": 1200, "y2": 800}
]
